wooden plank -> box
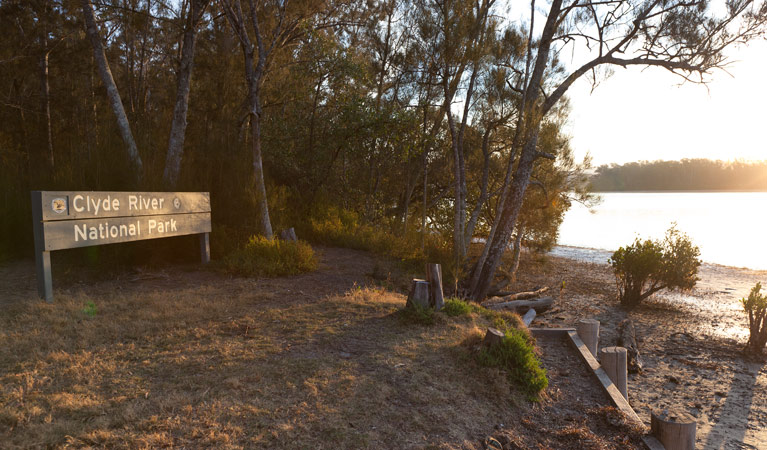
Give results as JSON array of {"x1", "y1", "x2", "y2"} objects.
[
  {"x1": 38, "y1": 191, "x2": 210, "y2": 221},
  {"x1": 31, "y1": 191, "x2": 53, "y2": 302},
  {"x1": 42, "y1": 212, "x2": 211, "y2": 251},
  {"x1": 200, "y1": 233, "x2": 210, "y2": 264}
]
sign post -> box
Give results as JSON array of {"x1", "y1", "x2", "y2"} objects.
[{"x1": 31, "y1": 191, "x2": 212, "y2": 302}]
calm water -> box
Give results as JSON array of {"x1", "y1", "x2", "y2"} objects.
[{"x1": 557, "y1": 192, "x2": 767, "y2": 270}]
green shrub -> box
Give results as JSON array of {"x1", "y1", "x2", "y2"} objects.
[
  {"x1": 443, "y1": 298, "x2": 473, "y2": 316},
  {"x1": 742, "y1": 282, "x2": 767, "y2": 355},
  {"x1": 478, "y1": 328, "x2": 548, "y2": 399},
  {"x1": 223, "y1": 236, "x2": 317, "y2": 277},
  {"x1": 400, "y1": 302, "x2": 436, "y2": 326},
  {"x1": 609, "y1": 225, "x2": 701, "y2": 308}
]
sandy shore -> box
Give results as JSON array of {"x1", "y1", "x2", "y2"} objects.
[{"x1": 517, "y1": 249, "x2": 767, "y2": 449}]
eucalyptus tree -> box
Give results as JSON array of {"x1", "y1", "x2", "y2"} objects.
[
  {"x1": 220, "y1": 0, "x2": 359, "y2": 238},
  {"x1": 468, "y1": 0, "x2": 767, "y2": 301},
  {"x1": 164, "y1": 0, "x2": 210, "y2": 188},
  {"x1": 81, "y1": 0, "x2": 143, "y2": 179}
]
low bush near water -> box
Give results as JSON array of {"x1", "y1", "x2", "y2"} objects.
[
  {"x1": 223, "y1": 236, "x2": 317, "y2": 277},
  {"x1": 742, "y1": 282, "x2": 767, "y2": 355},
  {"x1": 609, "y1": 225, "x2": 701, "y2": 308}
]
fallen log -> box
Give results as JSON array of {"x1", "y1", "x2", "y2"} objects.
[
  {"x1": 617, "y1": 319, "x2": 643, "y2": 374},
  {"x1": 485, "y1": 296, "x2": 554, "y2": 314},
  {"x1": 522, "y1": 308, "x2": 536, "y2": 327},
  {"x1": 492, "y1": 286, "x2": 550, "y2": 301}
]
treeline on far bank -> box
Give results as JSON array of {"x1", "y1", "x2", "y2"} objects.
[{"x1": 590, "y1": 159, "x2": 767, "y2": 192}]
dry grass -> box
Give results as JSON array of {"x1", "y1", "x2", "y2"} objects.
[{"x1": 0, "y1": 271, "x2": 526, "y2": 448}]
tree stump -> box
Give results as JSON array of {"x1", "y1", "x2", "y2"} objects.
[
  {"x1": 600, "y1": 346, "x2": 628, "y2": 401},
  {"x1": 425, "y1": 263, "x2": 445, "y2": 311},
  {"x1": 576, "y1": 319, "x2": 600, "y2": 357},
  {"x1": 406, "y1": 279, "x2": 430, "y2": 309},
  {"x1": 279, "y1": 227, "x2": 298, "y2": 241},
  {"x1": 651, "y1": 410, "x2": 696, "y2": 450},
  {"x1": 483, "y1": 327, "x2": 505, "y2": 348}
]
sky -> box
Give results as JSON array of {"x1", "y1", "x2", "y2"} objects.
[{"x1": 565, "y1": 40, "x2": 767, "y2": 167}]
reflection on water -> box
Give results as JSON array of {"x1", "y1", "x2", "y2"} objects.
[{"x1": 558, "y1": 192, "x2": 767, "y2": 270}]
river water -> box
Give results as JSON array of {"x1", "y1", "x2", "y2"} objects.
[{"x1": 555, "y1": 192, "x2": 767, "y2": 270}]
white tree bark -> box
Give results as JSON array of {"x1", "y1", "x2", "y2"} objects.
[
  {"x1": 163, "y1": 0, "x2": 208, "y2": 188},
  {"x1": 81, "y1": 0, "x2": 143, "y2": 179}
]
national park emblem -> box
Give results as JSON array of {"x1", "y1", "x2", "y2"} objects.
[{"x1": 51, "y1": 197, "x2": 67, "y2": 214}]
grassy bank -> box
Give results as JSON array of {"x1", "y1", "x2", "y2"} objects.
[{"x1": 0, "y1": 260, "x2": 535, "y2": 448}]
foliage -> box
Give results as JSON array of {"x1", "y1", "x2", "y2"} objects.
[
  {"x1": 477, "y1": 328, "x2": 548, "y2": 399},
  {"x1": 82, "y1": 301, "x2": 97, "y2": 318},
  {"x1": 400, "y1": 301, "x2": 437, "y2": 326},
  {"x1": 302, "y1": 206, "x2": 455, "y2": 281},
  {"x1": 222, "y1": 236, "x2": 317, "y2": 277},
  {"x1": 609, "y1": 226, "x2": 701, "y2": 308},
  {"x1": 443, "y1": 298, "x2": 474, "y2": 316},
  {"x1": 741, "y1": 282, "x2": 767, "y2": 355}
]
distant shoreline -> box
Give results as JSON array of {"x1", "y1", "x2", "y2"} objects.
[
  {"x1": 549, "y1": 244, "x2": 767, "y2": 273},
  {"x1": 591, "y1": 189, "x2": 767, "y2": 193}
]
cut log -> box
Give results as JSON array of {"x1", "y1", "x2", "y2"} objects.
[
  {"x1": 576, "y1": 319, "x2": 600, "y2": 357},
  {"x1": 485, "y1": 296, "x2": 554, "y2": 314},
  {"x1": 617, "y1": 319, "x2": 643, "y2": 373},
  {"x1": 406, "y1": 279, "x2": 430, "y2": 309},
  {"x1": 492, "y1": 286, "x2": 550, "y2": 301},
  {"x1": 483, "y1": 327, "x2": 505, "y2": 348},
  {"x1": 425, "y1": 263, "x2": 445, "y2": 311},
  {"x1": 600, "y1": 346, "x2": 628, "y2": 401},
  {"x1": 279, "y1": 227, "x2": 298, "y2": 241},
  {"x1": 522, "y1": 308, "x2": 536, "y2": 327},
  {"x1": 651, "y1": 410, "x2": 696, "y2": 450}
]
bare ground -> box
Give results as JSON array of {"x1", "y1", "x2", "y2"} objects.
[
  {"x1": 513, "y1": 253, "x2": 767, "y2": 449},
  {"x1": 0, "y1": 247, "x2": 642, "y2": 449}
]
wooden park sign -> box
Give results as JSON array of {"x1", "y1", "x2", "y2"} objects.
[{"x1": 31, "y1": 191, "x2": 212, "y2": 302}]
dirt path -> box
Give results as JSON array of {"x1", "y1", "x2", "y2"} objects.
[{"x1": 515, "y1": 254, "x2": 767, "y2": 449}]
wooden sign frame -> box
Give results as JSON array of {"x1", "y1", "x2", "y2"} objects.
[{"x1": 31, "y1": 191, "x2": 212, "y2": 302}]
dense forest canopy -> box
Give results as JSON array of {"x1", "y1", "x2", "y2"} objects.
[
  {"x1": 1, "y1": 0, "x2": 765, "y2": 299},
  {"x1": 591, "y1": 159, "x2": 767, "y2": 192}
]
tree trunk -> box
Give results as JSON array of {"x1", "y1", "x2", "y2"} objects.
[
  {"x1": 164, "y1": 0, "x2": 207, "y2": 188},
  {"x1": 617, "y1": 319, "x2": 643, "y2": 373},
  {"x1": 39, "y1": 50, "x2": 54, "y2": 171},
  {"x1": 470, "y1": 135, "x2": 539, "y2": 301},
  {"x1": 250, "y1": 106, "x2": 273, "y2": 238},
  {"x1": 469, "y1": 0, "x2": 564, "y2": 302},
  {"x1": 81, "y1": 0, "x2": 143, "y2": 179},
  {"x1": 510, "y1": 227, "x2": 523, "y2": 281}
]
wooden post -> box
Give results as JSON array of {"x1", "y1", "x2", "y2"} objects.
[
  {"x1": 576, "y1": 319, "x2": 600, "y2": 357},
  {"x1": 31, "y1": 191, "x2": 53, "y2": 302},
  {"x1": 279, "y1": 227, "x2": 297, "y2": 241},
  {"x1": 651, "y1": 410, "x2": 696, "y2": 450},
  {"x1": 425, "y1": 263, "x2": 444, "y2": 311},
  {"x1": 599, "y1": 346, "x2": 628, "y2": 401},
  {"x1": 406, "y1": 279, "x2": 430, "y2": 309},
  {"x1": 199, "y1": 232, "x2": 210, "y2": 264}
]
